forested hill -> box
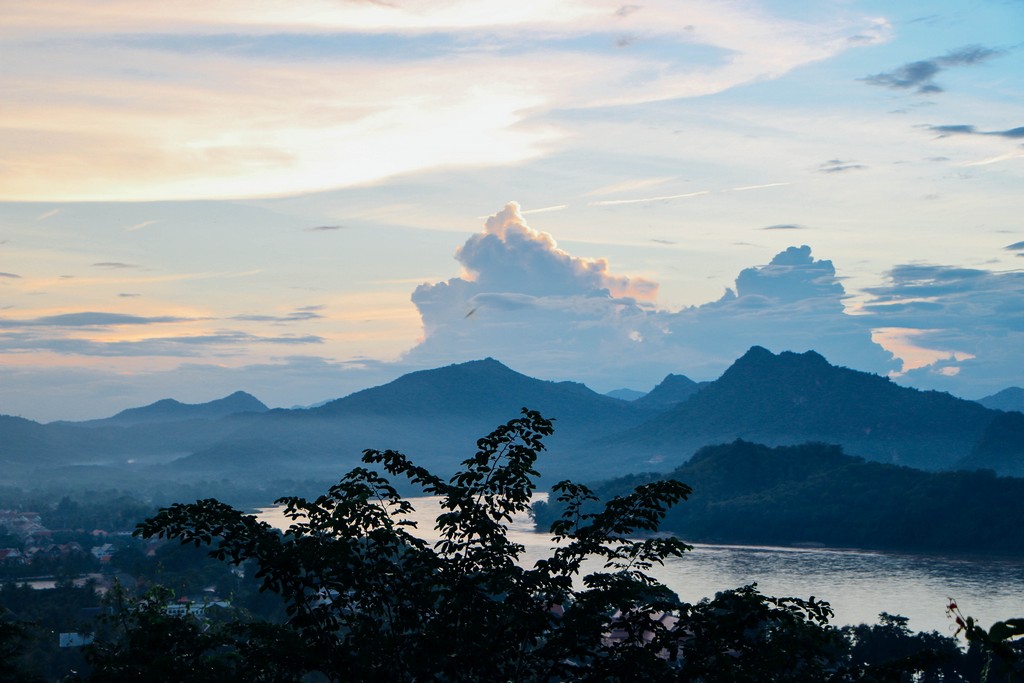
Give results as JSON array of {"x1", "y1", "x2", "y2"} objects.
[
  {"x1": 535, "y1": 440, "x2": 1024, "y2": 557},
  {"x1": 593, "y1": 346, "x2": 1021, "y2": 472}
]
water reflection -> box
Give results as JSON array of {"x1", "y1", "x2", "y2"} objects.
[{"x1": 658, "y1": 544, "x2": 1024, "y2": 634}]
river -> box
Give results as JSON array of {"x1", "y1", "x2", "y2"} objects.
[{"x1": 256, "y1": 495, "x2": 1024, "y2": 635}]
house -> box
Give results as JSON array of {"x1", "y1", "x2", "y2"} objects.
[
  {"x1": 90, "y1": 543, "x2": 116, "y2": 563},
  {"x1": 0, "y1": 548, "x2": 25, "y2": 565}
]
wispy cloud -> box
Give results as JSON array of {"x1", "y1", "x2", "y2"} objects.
[
  {"x1": 125, "y1": 219, "x2": 159, "y2": 231},
  {"x1": 585, "y1": 177, "x2": 676, "y2": 197},
  {"x1": 305, "y1": 225, "x2": 349, "y2": 232},
  {"x1": 861, "y1": 45, "x2": 1003, "y2": 94},
  {"x1": 963, "y1": 149, "x2": 1024, "y2": 167},
  {"x1": 761, "y1": 224, "x2": 805, "y2": 231},
  {"x1": 1, "y1": 2, "x2": 885, "y2": 201},
  {"x1": 818, "y1": 160, "x2": 865, "y2": 173},
  {"x1": 0, "y1": 312, "x2": 194, "y2": 328},
  {"x1": 0, "y1": 272, "x2": 21, "y2": 279},
  {"x1": 927, "y1": 124, "x2": 1024, "y2": 139},
  {"x1": 520, "y1": 205, "x2": 568, "y2": 215},
  {"x1": 92, "y1": 262, "x2": 141, "y2": 269},
  {"x1": 728, "y1": 182, "x2": 792, "y2": 192},
  {"x1": 231, "y1": 307, "x2": 324, "y2": 323},
  {"x1": 589, "y1": 190, "x2": 710, "y2": 206},
  {"x1": 0, "y1": 331, "x2": 324, "y2": 357}
]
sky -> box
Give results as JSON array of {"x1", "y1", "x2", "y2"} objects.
[{"x1": 1, "y1": 0, "x2": 1022, "y2": 421}]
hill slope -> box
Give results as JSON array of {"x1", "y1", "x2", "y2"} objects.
[
  {"x1": 597, "y1": 346, "x2": 1001, "y2": 471},
  {"x1": 536, "y1": 440, "x2": 1024, "y2": 556}
]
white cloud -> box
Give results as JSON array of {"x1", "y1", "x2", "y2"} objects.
[
  {"x1": 1, "y1": 1, "x2": 886, "y2": 200},
  {"x1": 405, "y1": 204, "x2": 898, "y2": 389}
]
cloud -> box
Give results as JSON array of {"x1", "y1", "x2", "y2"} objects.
[
  {"x1": 404, "y1": 204, "x2": 897, "y2": 389},
  {"x1": 2, "y1": 2, "x2": 887, "y2": 201},
  {"x1": 927, "y1": 124, "x2": 1024, "y2": 139},
  {"x1": 0, "y1": 312, "x2": 193, "y2": 328},
  {"x1": 417, "y1": 201, "x2": 657, "y2": 308},
  {"x1": 0, "y1": 330, "x2": 323, "y2": 357},
  {"x1": 861, "y1": 45, "x2": 1002, "y2": 94},
  {"x1": 761, "y1": 224, "x2": 804, "y2": 231},
  {"x1": 306, "y1": 225, "x2": 349, "y2": 232},
  {"x1": 859, "y1": 263, "x2": 1024, "y2": 393},
  {"x1": 92, "y1": 262, "x2": 141, "y2": 269},
  {"x1": 231, "y1": 307, "x2": 324, "y2": 323},
  {"x1": 818, "y1": 160, "x2": 865, "y2": 173},
  {"x1": 665, "y1": 245, "x2": 896, "y2": 377},
  {"x1": 0, "y1": 272, "x2": 21, "y2": 279},
  {"x1": 589, "y1": 191, "x2": 710, "y2": 206}
]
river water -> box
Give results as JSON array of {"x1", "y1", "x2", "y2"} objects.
[{"x1": 257, "y1": 496, "x2": 1024, "y2": 635}]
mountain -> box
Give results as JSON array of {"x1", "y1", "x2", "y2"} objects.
[
  {"x1": 536, "y1": 440, "x2": 1024, "y2": 557},
  {"x1": 596, "y1": 346, "x2": 1004, "y2": 471},
  {"x1": 977, "y1": 387, "x2": 1024, "y2": 413},
  {"x1": 4, "y1": 351, "x2": 1020, "y2": 493},
  {"x1": 314, "y1": 358, "x2": 623, "y2": 419},
  {"x1": 605, "y1": 388, "x2": 646, "y2": 401},
  {"x1": 92, "y1": 391, "x2": 269, "y2": 426},
  {"x1": 631, "y1": 374, "x2": 702, "y2": 411},
  {"x1": 281, "y1": 358, "x2": 660, "y2": 479},
  {"x1": 309, "y1": 358, "x2": 650, "y2": 441}
]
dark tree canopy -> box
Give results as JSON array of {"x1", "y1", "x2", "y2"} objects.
[{"x1": 71, "y1": 410, "x2": 1022, "y2": 682}]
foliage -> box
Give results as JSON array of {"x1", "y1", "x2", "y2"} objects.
[
  {"x1": 113, "y1": 409, "x2": 695, "y2": 681},
  {"x1": 0, "y1": 607, "x2": 44, "y2": 683},
  {"x1": 948, "y1": 600, "x2": 1024, "y2": 682},
  {"x1": 673, "y1": 583, "x2": 842, "y2": 682},
  {"x1": 841, "y1": 612, "x2": 969, "y2": 682},
  {"x1": 83, "y1": 584, "x2": 305, "y2": 683}
]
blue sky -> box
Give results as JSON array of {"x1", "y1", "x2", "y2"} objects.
[{"x1": 1, "y1": 0, "x2": 1022, "y2": 420}]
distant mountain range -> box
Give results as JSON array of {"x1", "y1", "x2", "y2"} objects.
[
  {"x1": 1, "y1": 348, "x2": 1021, "y2": 494},
  {"x1": 977, "y1": 386, "x2": 1024, "y2": 413},
  {"x1": 80, "y1": 390, "x2": 269, "y2": 426}
]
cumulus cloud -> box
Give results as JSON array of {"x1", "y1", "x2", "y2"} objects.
[
  {"x1": 404, "y1": 204, "x2": 896, "y2": 389},
  {"x1": 412, "y1": 202, "x2": 657, "y2": 336},
  {"x1": 861, "y1": 45, "x2": 1003, "y2": 94},
  {"x1": 666, "y1": 245, "x2": 897, "y2": 377}
]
